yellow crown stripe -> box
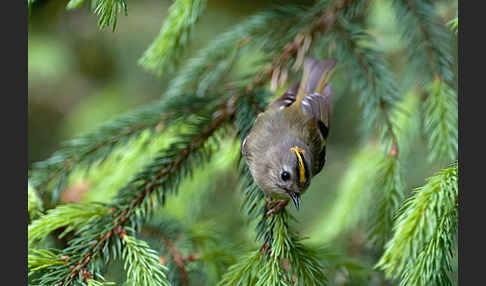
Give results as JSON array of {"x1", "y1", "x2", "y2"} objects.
[{"x1": 290, "y1": 146, "x2": 306, "y2": 184}]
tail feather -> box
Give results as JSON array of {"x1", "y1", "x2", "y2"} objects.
[{"x1": 296, "y1": 58, "x2": 336, "y2": 104}]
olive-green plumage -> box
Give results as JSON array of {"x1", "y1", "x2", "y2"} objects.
[{"x1": 241, "y1": 57, "x2": 336, "y2": 211}]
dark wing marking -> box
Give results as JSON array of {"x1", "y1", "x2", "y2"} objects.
[
  {"x1": 301, "y1": 84, "x2": 332, "y2": 174},
  {"x1": 267, "y1": 83, "x2": 300, "y2": 111},
  {"x1": 316, "y1": 146, "x2": 326, "y2": 174}
]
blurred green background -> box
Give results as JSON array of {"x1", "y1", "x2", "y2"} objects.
[{"x1": 28, "y1": 0, "x2": 457, "y2": 284}]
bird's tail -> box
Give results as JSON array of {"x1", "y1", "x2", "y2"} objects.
[{"x1": 295, "y1": 57, "x2": 337, "y2": 105}]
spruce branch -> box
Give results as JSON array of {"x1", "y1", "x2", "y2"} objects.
[
  {"x1": 162, "y1": 236, "x2": 190, "y2": 286},
  {"x1": 28, "y1": 248, "x2": 69, "y2": 276},
  {"x1": 94, "y1": 0, "x2": 128, "y2": 31},
  {"x1": 217, "y1": 250, "x2": 265, "y2": 285},
  {"x1": 423, "y1": 78, "x2": 458, "y2": 163},
  {"x1": 37, "y1": 95, "x2": 237, "y2": 286},
  {"x1": 311, "y1": 90, "x2": 421, "y2": 248},
  {"x1": 28, "y1": 203, "x2": 110, "y2": 247},
  {"x1": 320, "y1": 18, "x2": 407, "y2": 251},
  {"x1": 332, "y1": 18, "x2": 401, "y2": 150},
  {"x1": 376, "y1": 162, "x2": 458, "y2": 286},
  {"x1": 368, "y1": 155, "x2": 404, "y2": 249},
  {"x1": 164, "y1": 7, "x2": 302, "y2": 99},
  {"x1": 368, "y1": 90, "x2": 422, "y2": 248},
  {"x1": 250, "y1": 0, "x2": 360, "y2": 92},
  {"x1": 138, "y1": 0, "x2": 207, "y2": 77},
  {"x1": 392, "y1": 0, "x2": 457, "y2": 164},
  {"x1": 393, "y1": 1, "x2": 458, "y2": 161},
  {"x1": 141, "y1": 218, "x2": 236, "y2": 285},
  {"x1": 29, "y1": 93, "x2": 220, "y2": 205},
  {"x1": 166, "y1": 0, "x2": 359, "y2": 99},
  {"x1": 144, "y1": 221, "x2": 192, "y2": 286},
  {"x1": 111, "y1": 96, "x2": 235, "y2": 215},
  {"x1": 393, "y1": 0, "x2": 454, "y2": 82},
  {"x1": 218, "y1": 212, "x2": 327, "y2": 286},
  {"x1": 122, "y1": 235, "x2": 171, "y2": 286}
]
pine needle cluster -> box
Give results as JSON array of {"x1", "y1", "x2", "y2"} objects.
[{"x1": 377, "y1": 162, "x2": 458, "y2": 286}]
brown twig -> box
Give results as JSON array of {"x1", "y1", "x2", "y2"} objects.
[
  {"x1": 60, "y1": 98, "x2": 237, "y2": 285},
  {"x1": 246, "y1": 0, "x2": 358, "y2": 93},
  {"x1": 163, "y1": 236, "x2": 190, "y2": 286},
  {"x1": 334, "y1": 23, "x2": 400, "y2": 156}
]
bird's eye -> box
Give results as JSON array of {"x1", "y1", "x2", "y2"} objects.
[{"x1": 281, "y1": 171, "x2": 291, "y2": 181}]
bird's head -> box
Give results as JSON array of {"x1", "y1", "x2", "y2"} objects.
[{"x1": 255, "y1": 143, "x2": 312, "y2": 210}]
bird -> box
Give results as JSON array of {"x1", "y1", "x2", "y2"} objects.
[{"x1": 241, "y1": 57, "x2": 336, "y2": 216}]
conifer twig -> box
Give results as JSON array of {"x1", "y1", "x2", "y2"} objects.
[
  {"x1": 29, "y1": 94, "x2": 220, "y2": 205},
  {"x1": 163, "y1": 236, "x2": 189, "y2": 286},
  {"x1": 138, "y1": 0, "x2": 207, "y2": 76},
  {"x1": 46, "y1": 95, "x2": 238, "y2": 286},
  {"x1": 376, "y1": 162, "x2": 458, "y2": 286},
  {"x1": 247, "y1": 0, "x2": 358, "y2": 92}
]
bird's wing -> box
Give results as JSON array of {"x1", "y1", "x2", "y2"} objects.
[
  {"x1": 301, "y1": 83, "x2": 333, "y2": 174},
  {"x1": 301, "y1": 83, "x2": 332, "y2": 136},
  {"x1": 266, "y1": 84, "x2": 300, "y2": 111}
]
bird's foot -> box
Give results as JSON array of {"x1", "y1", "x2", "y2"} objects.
[{"x1": 265, "y1": 199, "x2": 289, "y2": 217}]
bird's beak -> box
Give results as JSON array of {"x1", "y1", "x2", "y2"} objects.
[{"x1": 289, "y1": 192, "x2": 300, "y2": 211}]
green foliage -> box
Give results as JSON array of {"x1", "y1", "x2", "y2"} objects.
[
  {"x1": 28, "y1": 94, "x2": 235, "y2": 285},
  {"x1": 448, "y1": 17, "x2": 458, "y2": 34},
  {"x1": 311, "y1": 89, "x2": 421, "y2": 247},
  {"x1": 423, "y1": 79, "x2": 458, "y2": 163},
  {"x1": 330, "y1": 18, "x2": 401, "y2": 140},
  {"x1": 66, "y1": 130, "x2": 171, "y2": 204},
  {"x1": 368, "y1": 90, "x2": 423, "y2": 248},
  {"x1": 392, "y1": 0, "x2": 454, "y2": 83},
  {"x1": 28, "y1": 203, "x2": 110, "y2": 246},
  {"x1": 140, "y1": 217, "x2": 237, "y2": 285},
  {"x1": 186, "y1": 221, "x2": 238, "y2": 284},
  {"x1": 122, "y1": 235, "x2": 171, "y2": 286},
  {"x1": 28, "y1": 183, "x2": 44, "y2": 220},
  {"x1": 376, "y1": 162, "x2": 458, "y2": 286},
  {"x1": 63, "y1": 0, "x2": 126, "y2": 30},
  {"x1": 28, "y1": 248, "x2": 67, "y2": 276},
  {"x1": 139, "y1": 0, "x2": 207, "y2": 76},
  {"x1": 368, "y1": 154, "x2": 404, "y2": 248},
  {"x1": 391, "y1": 90, "x2": 422, "y2": 158},
  {"x1": 86, "y1": 279, "x2": 116, "y2": 286},
  {"x1": 110, "y1": 103, "x2": 231, "y2": 224},
  {"x1": 163, "y1": 6, "x2": 301, "y2": 99},
  {"x1": 309, "y1": 143, "x2": 382, "y2": 244},
  {"x1": 94, "y1": 0, "x2": 128, "y2": 31},
  {"x1": 29, "y1": 93, "x2": 220, "y2": 205},
  {"x1": 218, "y1": 212, "x2": 327, "y2": 286}
]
